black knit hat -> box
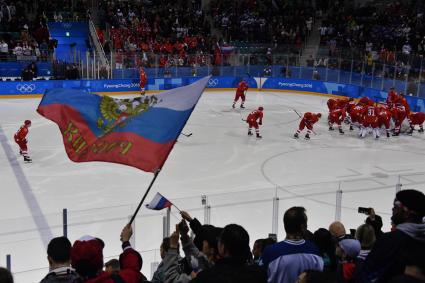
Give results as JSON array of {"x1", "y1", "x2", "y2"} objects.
[{"x1": 396, "y1": 190, "x2": 425, "y2": 218}]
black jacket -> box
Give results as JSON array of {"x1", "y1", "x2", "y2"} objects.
[
  {"x1": 356, "y1": 224, "x2": 425, "y2": 283},
  {"x1": 189, "y1": 257, "x2": 267, "y2": 283}
]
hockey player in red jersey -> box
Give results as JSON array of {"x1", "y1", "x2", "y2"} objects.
[
  {"x1": 328, "y1": 108, "x2": 346, "y2": 134},
  {"x1": 392, "y1": 102, "x2": 407, "y2": 136},
  {"x1": 232, "y1": 80, "x2": 248, "y2": 109},
  {"x1": 14, "y1": 120, "x2": 32, "y2": 162},
  {"x1": 139, "y1": 67, "x2": 147, "y2": 95},
  {"x1": 386, "y1": 87, "x2": 398, "y2": 108},
  {"x1": 395, "y1": 92, "x2": 410, "y2": 114},
  {"x1": 358, "y1": 96, "x2": 374, "y2": 106},
  {"x1": 246, "y1": 106, "x2": 264, "y2": 138},
  {"x1": 377, "y1": 105, "x2": 392, "y2": 138},
  {"x1": 348, "y1": 103, "x2": 365, "y2": 131},
  {"x1": 360, "y1": 101, "x2": 380, "y2": 139},
  {"x1": 326, "y1": 97, "x2": 351, "y2": 112},
  {"x1": 407, "y1": 112, "x2": 425, "y2": 134},
  {"x1": 294, "y1": 112, "x2": 321, "y2": 140}
]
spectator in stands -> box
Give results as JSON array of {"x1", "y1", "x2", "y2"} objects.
[
  {"x1": 259, "y1": 207, "x2": 324, "y2": 283},
  {"x1": 40, "y1": 236, "x2": 80, "y2": 283},
  {"x1": 104, "y1": 259, "x2": 120, "y2": 275},
  {"x1": 364, "y1": 208, "x2": 383, "y2": 239},
  {"x1": 13, "y1": 43, "x2": 23, "y2": 57},
  {"x1": 191, "y1": 223, "x2": 267, "y2": 283},
  {"x1": 164, "y1": 219, "x2": 221, "y2": 283},
  {"x1": 329, "y1": 221, "x2": 347, "y2": 241},
  {"x1": 355, "y1": 224, "x2": 376, "y2": 276},
  {"x1": 356, "y1": 189, "x2": 425, "y2": 282},
  {"x1": 21, "y1": 66, "x2": 34, "y2": 81},
  {"x1": 336, "y1": 238, "x2": 361, "y2": 282},
  {"x1": 151, "y1": 237, "x2": 180, "y2": 283},
  {"x1": 252, "y1": 238, "x2": 276, "y2": 265},
  {"x1": 0, "y1": 38, "x2": 8, "y2": 60},
  {"x1": 313, "y1": 228, "x2": 337, "y2": 274},
  {"x1": 28, "y1": 62, "x2": 37, "y2": 78},
  {"x1": 71, "y1": 224, "x2": 144, "y2": 282}
]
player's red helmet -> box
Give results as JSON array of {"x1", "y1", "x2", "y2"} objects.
[
  {"x1": 258, "y1": 106, "x2": 264, "y2": 111},
  {"x1": 317, "y1": 113, "x2": 322, "y2": 118},
  {"x1": 24, "y1": 120, "x2": 31, "y2": 126}
]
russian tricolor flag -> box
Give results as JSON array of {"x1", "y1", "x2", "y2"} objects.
[
  {"x1": 145, "y1": 192, "x2": 172, "y2": 210},
  {"x1": 36, "y1": 76, "x2": 210, "y2": 172}
]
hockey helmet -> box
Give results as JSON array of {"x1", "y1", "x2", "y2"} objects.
[
  {"x1": 258, "y1": 106, "x2": 264, "y2": 111},
  {"x1": 317, "y1": 113, "x2": 322, "y2": 118},
  {"x1": 24, "y1": 120, "x2": 31, "y2": 126}
]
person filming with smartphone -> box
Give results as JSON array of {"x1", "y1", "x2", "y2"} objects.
[{"x1": 358, "y1": 207, "x2": 384, "y2": 239}]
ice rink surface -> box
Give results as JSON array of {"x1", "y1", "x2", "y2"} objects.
[{"x1": 1, "y1": 90, "x2": 425, "y2": 282}]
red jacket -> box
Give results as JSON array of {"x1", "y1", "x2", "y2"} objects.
[
  {"x1": 237, "y1": 81, "x2": 248, "y2": 94},
  {"x1": 139, "y1": 69, "x2": 147, "y2": 86},
  {"x1": 303, "y1": 112, "x2": 320, "y2": 125},
  {"x1": 14, "y1": 125, "x2": 29, "y2": 141},
  {"x1": 247, "y1": 110, "x2": 263, "y2": 124},
  {"x1": 86, "y1": 243, "x2": 143, "y2": 283}
]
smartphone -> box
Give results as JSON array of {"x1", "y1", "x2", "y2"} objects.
[{"x1": 358, "y1": 207, "x2": 372, "y2": 215}]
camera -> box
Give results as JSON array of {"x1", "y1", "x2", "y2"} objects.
[{"x1": 358, "y1": 207, "x2": 372, "y2": 215}]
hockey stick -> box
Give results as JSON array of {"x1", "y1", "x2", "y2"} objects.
[
  {"x1": 180, "y1": 132, "x2": 193, "y2": 137},
  {"x1": 292, "y1": 109, "x2": 317, "y2": 135}
]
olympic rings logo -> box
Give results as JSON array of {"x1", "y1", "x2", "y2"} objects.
[
  {"x1": 62, "y1": 23, "x2": 72, "y2": 29},
  {"x1": 208, "y1": 78, "x2": 218, "y2": 87},
  {"x1": 16, "y1": 84, "x2": 36, "y2": 93}
]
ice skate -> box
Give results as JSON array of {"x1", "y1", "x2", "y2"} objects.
[
  {"x1": 24, "y1": 156, "x2": 32, "y2": 163},
  {"x1": 232, "y1": 103, "x2": 235, "y2": 109},
  {"x1": 392, "y1": 132, "x2": 399, "y2": 136},
  {"x1": 256, "y1": 133, "x2": 262, "y2": 139},
  {"x1": 419, "y1": 128, "x2": 424, "y2": 133},
  {"x1": 329, "y1": 126, "x2": 334, "y2": 131},
  {"x1": 386, "y1": 132, "x2": 390, "y2": 138},
  {"x1": 304, "y1": 134, "x2": 310, "y2": 140},
  {"x1": 19, "y1": 150, "x2": 23, "y2": 156},
  {"x1": 349, "y1": 125, "x2": 354, "y2": 131},
  {"x1": 248, "y1": 130, "x2": 253, "y2": 136},
  {"x1": 240, "y1": 104, "x2": 245, "y2": 109},
  {"x1": 407, "y1": 127, "x2": 414, "y2": 135},
  {"x1": 339, "y1": 128, "x2": 344, "y2": 135},
  {"x1": 293, "y1": 133, "x2": 299, "y2": 139}
]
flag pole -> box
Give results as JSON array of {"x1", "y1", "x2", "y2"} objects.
[
  {"x1": 129, "y1": 169, "x2": 161, "y2": 225},
  {"x1": 172, "y1": 203, "x2": 182, "y2": 212}
]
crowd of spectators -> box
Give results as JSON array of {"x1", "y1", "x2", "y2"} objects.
[
  {"x1": 1, "y1": 189, "x2": 423, "y2": 283},
  {"x1": 96, "y1": 0, "x2": 219, "y2": 69},
  {"x1": 319, "y1": 1, "x2": 425, "y2": 66},
  {"x1": 209, "y1": 0, "x2": 314, "y2": 47},
  {"x1": 0, "y1": 0, "x2": 55, "y2": 62}
]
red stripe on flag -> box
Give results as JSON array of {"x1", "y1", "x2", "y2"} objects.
[{"x1": 37, "y1": 104, "x2": 176, "y2": 172}]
